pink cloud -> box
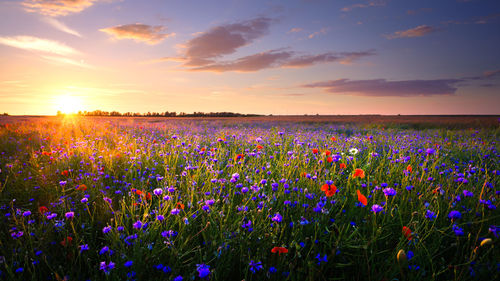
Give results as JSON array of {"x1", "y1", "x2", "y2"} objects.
[
  {"x1": 385, "y1": 25, "x2": 437, "y2": 39},
  {"x1": 100, "y1": 23, "x2": 175, "y2": 44},
  {"x1": 341, "y1": 1, "x2": 386, "y2": 12}
]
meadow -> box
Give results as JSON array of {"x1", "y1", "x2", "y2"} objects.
[{"x1": 0, "y1": 116, "x2": 498, "y2": 280}]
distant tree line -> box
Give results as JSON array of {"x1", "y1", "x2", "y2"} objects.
[{"x1": 69, "y1": 110, "x2": 261, "y2": 117}]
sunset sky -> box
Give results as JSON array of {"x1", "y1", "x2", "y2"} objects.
[{"x1": 1, "y1": 0, "x2": 499, "y2": 115}]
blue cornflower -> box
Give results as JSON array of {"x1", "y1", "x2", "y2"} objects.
[
  {"x1": 269, "y1": 266, "x2": 277, "y2": 273},
  {"x1": 383, "y1": 188, "x2": 397, "y2": 197},
  {"x1": 79, "y1": 244, "x2": 89, "y2": 252},
  {"x1": 133, "y1": 220, "x2": 143, "y2": 229},
  {"x1": 102, "y1": 226, "x2": 112, "y2": 234},
  {"x1": 173, "y1": 275, "x2": 183, "y2": 281},
  {"x1": 124, "y1": 261, "x2": 133, "y2": 267},
  {"x1": 452, "y1": 224, "x2": 464, "y2": 236},
  {"x1": 463, "y1": 190, "x2": 474, "y2": 197},
  {"x1": 157, "y1": 215, "x2": 165, "y2": 221},
  {"x1": 22, "y1": 210, "x2": 31, "y2": 217},
  {"x1": 425, "y1": 210, "x2": 436, "y2": 221},
  {"x1": 371, "y1": 204, "x2": 384, "y2": 213},
  {"x1": 249, "y1": 260, "x2": 263, "y2": 273},
  {"x1": 196, "y1": 264, "x2": 210, "y2": 278},
  {"x1": 271, "y1": 213, "x2": 283, "y2": 223},
  {"x1": 153, "y1": 188, "x2": 163, "y2": 196},
  {"x1": 448, "y1": 210, "x2": 462, "y2": 220},
  {"x1": 315, "y1": 253, "x2": 328, "y2": 265}
]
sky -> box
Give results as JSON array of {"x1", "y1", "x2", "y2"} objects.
[{"x1": 0, "y1": 0, "x2": 499, "y2": 115}]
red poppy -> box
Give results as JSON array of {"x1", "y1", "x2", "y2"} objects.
[
  {"x1": 402, "y1": 226, "x2": 412, "y2": 240},
  {"x1": 76, "y1": 184, "x2": 87, "y2": 191},
  {"x1": 61, "y1": 170, "x2": 69, "y2": 176},
  {"x1": 331, "y1": 136, "x2": 337, "y2": 142},
  {"x1": 135, "y1": 190, "x2": 143, "y2": 196},
  {"x1": 325, "y1": 150, "x2": 331, "y2": 156},
  {"x1": 60, "y1": 236, "x2": 73, "y2": 247},
  {"x1": 256, "y1": 145, "x2": 263, "y2": 150},
  {"x1": 234, "y1": 154, "x2": 245, "y2": 162},
  {"x1": 406, "y1": 165, "x2": 412, "y2": 173},
  {"x1": 39, "y1": 206, "x2": 48, "y2": 214},
  {"x1": 201, "y1": 147, "x2": 206, "y2": 152},
  {"x1": 339, "y1": 163, "x2": 347, "y2": 169},
  {"x1": 326, "y1": 156, "x2": 333, "y2": 163},
  {"x1": 271, "y1": 247, "x2": 288, "y2": 255},
  {"x1": 353, "y1": 169, "x2": 365, "y2": 179},
  {"x1": 321, "y1": 184, "x2": 337, "y2": 197},
  {"x1": 312, "y1": 148, "x2": 319, "y2": 154},
  {"x1": 176, "y1": 202, "x2": 185, "y2": 210},
  {"x1": 146, "y1": 192, "x2": 152, "y2": 200},
  {"x1": 356, "y1": 190, "x2": 367, "y2": 206}
]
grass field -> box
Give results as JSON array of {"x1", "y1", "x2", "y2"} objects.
[{"x1": 0, "y1": 116, "x2": 498, "y2": 280}]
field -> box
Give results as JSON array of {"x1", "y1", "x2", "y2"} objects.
[{"x1": 0, "y1": 116, "x2": 498, "y2": 280}]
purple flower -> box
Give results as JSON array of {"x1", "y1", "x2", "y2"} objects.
[
  {"x1": 426, "y1": 148, "x2": 435, "y2": 155},
  {"x1": 153, "y1": 188, "x2": 163, "y2": 196},
  {"x1": 196, "y1": 264, "x2": 210, "y2": 278},
  {"x1": 171, "y1": 208, "x2": 180, "y2": 215},
  {"x1": 448, "y1": 210, "x2": 462, "y2": 220},
  {"x1": 133, "y1": 220, "x2": 143, "y2": 229},
  {"x1": 102, "y1": 226, "x2": 112, "y2": 234},
  {"x1": 452, "y1": 224, "x2": 464, "y2": 236},
  {"x1": 22, "y1": 210, "x2": 31, "y2": 217},
  {"x1": 382, "y1": 188, "x2": 397, "y2": 197},
  {"x1": 156, "y1": 215, "x2": 164, "y2": 221},
  {"x1": 489, "y1": 225, "x2": 498, "y2": 237},
  {"x1": 79, "y1": 244, "x2": 89, "y2": 252},
  {"x1": 65, "y1": 212, "x2": 74, "y2": 219},
  {"x1": 271, "y1": 213, "x2": 283, "y2": 223},
  {"x1": 371, "y1": 204, "x2": 384, "y2": 213},
  {"x1": 463, "y1": 190, "x2": 474, "y2": 197},
  {"x1": 425, "y1": 210, "x2": 436, "y2": 221},
  {"x1": 249, "y1": 260, "x2": 263, "y2": 273}
]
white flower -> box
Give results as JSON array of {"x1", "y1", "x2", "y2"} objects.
[{"x1": 349, "y1": 148, "x2": 359, "y2": 155}]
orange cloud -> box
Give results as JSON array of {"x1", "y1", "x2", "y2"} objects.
[
  {"x1": 100, "y1": 23, "x2": 175, "y2": 44},
  {"x1": 22, "y1": 0, "x2": 97, "y2": 17},
  {"x1": 385, "y1": 25, "x2": 436, "y2": 39}
]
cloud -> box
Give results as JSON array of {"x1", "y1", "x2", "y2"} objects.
[
  {"x1": 385, "y1": 25, "x2": 437, "y2": 39},
  {"x1": 308, "y1": 27, "x2": 328, "y2": 39},
  {"x1": 41, "y1": 55, "x2": 91, "y2": 68},
  {"x1": 483, "y1": 69, "x2": 500, "y2": 78},
  {"x1": 182, "y1": 17, "x2": 273, "y2": 66},
  {"x1": 42, "y1": 17, "x2": 82, "y2": 37},
  {"x1": 0, "y1": 35, "x2": 80, "y2": 56},
  {"x1": 160, "y1": 17, "x2": 372, "y2": 72},
  {"x1": 287, "y1": 27, "x2": 303, "y2": 33},
  {"x1": 302, "y1": 78, "x2": 462, "y2": 96},
  {"x1": 100, "y1": 23, "x2": 175, "y2": 44},
  {"x1": 284, "y1": 50, "x2": 374, "y2": 68},
  {"x1": 189, "y1": 49, "x2": 374, "y2": 72},
  {"x1": 341, "y1": 1, "x2": 386, "y2": 12},
  {"x1": 22, "y1": 0, "x2": 96, "y2": 17},
  {"x1": 190, "y1": 49, "x2": 292, "y2": 72}
]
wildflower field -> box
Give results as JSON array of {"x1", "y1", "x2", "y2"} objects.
[{"x1": 0, "y1": 117, "x2": 498, "y2": 281}]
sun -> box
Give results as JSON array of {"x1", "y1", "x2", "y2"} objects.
[{"x1": 56, "y1": 94, "x2": 84, "y2": 114}]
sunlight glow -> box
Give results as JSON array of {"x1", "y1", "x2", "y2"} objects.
[{"x1": 55, "y1": 94, "x2": 84, "y2": 114}]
